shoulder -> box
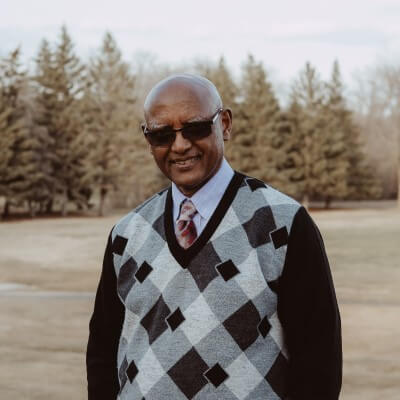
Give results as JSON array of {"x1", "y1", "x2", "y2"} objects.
[
  {"x1": 111, "y1": 187, "x2": 169, "y2": 241},
  {"x1": 236, "y1": 173, "x2": 302, "y2": 233}
]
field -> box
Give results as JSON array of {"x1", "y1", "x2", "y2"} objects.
[{"x1": 1, "y1": 206, "x2": 399, "y2": 399}]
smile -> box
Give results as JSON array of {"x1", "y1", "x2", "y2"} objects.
[{"x1": 171, "y1": 156, "x2": 201, "y2": 166}]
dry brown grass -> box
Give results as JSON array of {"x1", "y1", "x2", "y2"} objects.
[{"x1": 0, "y1": 207, "x2": 399, "y2": 399}]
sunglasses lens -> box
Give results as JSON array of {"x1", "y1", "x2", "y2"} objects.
[
  {"x1": 147, "y1": 130, "x2": 175, "y2": 146},
  {"x1": 182, "y1": 122, "x2": 212, "y2": 140},
  {"x1": 145, "y1": 121, "x2": 213, "y2": 146}
]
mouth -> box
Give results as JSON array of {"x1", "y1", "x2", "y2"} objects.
[{"x1": 170, "y1": 155, "x2": 201, "y2": 168}]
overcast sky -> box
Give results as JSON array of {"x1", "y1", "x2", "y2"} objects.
[{"x1": 1, "y1": 0, "x2": 400, "y2": 89}]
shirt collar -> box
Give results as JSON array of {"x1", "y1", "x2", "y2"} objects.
[{"x1": 172, "y1": 158, "x2": 234, "y2": 222}]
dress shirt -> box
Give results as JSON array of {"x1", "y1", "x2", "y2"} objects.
[{"x1": 172, "y1": 158, "x2": 234, "y2": 236}]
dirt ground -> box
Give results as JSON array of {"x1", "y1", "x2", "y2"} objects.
[{"x1": 0, "y1": 207, "x2": 399, "y2": 399}]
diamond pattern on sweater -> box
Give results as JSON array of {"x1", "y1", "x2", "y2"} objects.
[
  {"x1": 135, "y1": 261, "x2": 153, "y2": 283},
  {"x1": 179, "y1": 294, "x2": 220, "y2": 346},
  {"x1": 148, "y1": 244, "x2": 181, "y2": 294},
  {"x1": 168, "y1": 347, "x2": 209, "y2": 399},
  {"x1": 244, "y1": 334, "x2": 282, "y2": 378},
  {"x1": 166, "y1": 307, "x2": 185, "y2": 331},
  {"x1": 204, "y1": 363, "x2": 229, "y2": 387},
  {"x1": 119, "y1": 355, "x2": 128, "y2": 391},
  {"x1": 245, "y1": 177, "x2": 267, "y2": 192},
  {"x1": 270, "y1": 226, "x2": 289, "y2": 249},
  {"x1": 126, "y1": 360, "x2": 139, "y2": 383},
  {"x1": 216, "y1": 259, "x2": 240, "y2": 281},
  {"x1": 223, "y1": 300, "x2": 261, "y2": 351},
  {"x1": 112, "y1": 235, "x2": 128, "y2": 255},
  {"x1": 117, "y1": 257, "x2": 137, "y2": 301},
  {"x1": 202, "y1": 275, "x2": 249, "y2": 323},
  {"x1": 112, "y1": 176, "x2": 301, "y2": 399},
  {"x1": 136, "y1": 348, "x2": 165, "y2": 396},
  {"x1": 152, "y1": 213, "x2": 166, "y2": 240},
  {"x1": 258, "y1": 316, "x2": 272, "y2": 338},
  {"x1": 233, "y1": 249, "x2": 269, "y2": 301},
  {"x1": 151, "y1": 328, "x2": 193, "y2": 372},
  {"x1": 225, "y1": 353, "x2": 265, "y2": 400},
  {"x1": 242, "y1": 206, "x2": 276, "y2": 248},
  {"x1": 140, "y1": 295, "x2": 171, "y2": 345},
  {"x1": 267, "y1": 277, "x2": 280, "y2": 294},
  {"x1": 187, "y1": 242, "x2": 221, "y2": 292},
  {"x1": 265, "y1": 352, "x2": 289, "y2": 399},
  {"x1": 195, "y1": 324, "x2": 243, "y2": 369}
]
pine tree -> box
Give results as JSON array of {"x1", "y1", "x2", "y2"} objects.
[
  {"x1": 197, "y1": 56, "x2": 238, "y2": 108},
  {"x1": 325, "y1": 60, "x2": 380, "y2": 202},
  {"x1": 33, "y1": 39, "x2": 59, "y2": 213},
  {"x1": 315, "y1": 61, "x2": 350, "y2": 207},
  {"x1": 0, "y1": 48, "x2": 43, "y2": 217},
  {"x1": 34, "y1": 26, "x2": 88, "y2": 215},
  {"x1": 83, "y1": 32, "x2": 137, "y2": 215},
  {"x1": 265, "y1": 105, "x2": 303, "y2": 198},
  {"x1": 0, "y1": 90, "x2": 22, "y2": 217},
  {"x1": 234, "y1": 55, "x2": 281, "y2": 179},
  {"x1": 289, "y1": 62, "x2": 345, "y2": 207},
  {"x1": 196, "y1": 56, "x2": 239, "y2": 166}
]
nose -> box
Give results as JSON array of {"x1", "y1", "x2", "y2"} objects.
[{"x1": 171, "y1": 131, "x2": 192, "y2": 153}]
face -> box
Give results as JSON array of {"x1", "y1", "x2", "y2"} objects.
[{"x1": 145, "y1": 85, "x2": 231, "y2": 196}]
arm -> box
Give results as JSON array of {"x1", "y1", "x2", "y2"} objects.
[
  {"x1": 277, "y1": 207, "x2": 342, "y2": 400},
  {"x1": 86, "y1": 229, "x2": 125, "y2": 400}
]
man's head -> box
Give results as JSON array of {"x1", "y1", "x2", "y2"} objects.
[{"x1": 143, "y1": 74, "x2": 232, "y2": 197}]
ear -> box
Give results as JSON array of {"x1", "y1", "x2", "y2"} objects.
[{"x1": 221, "y1": 108, "x2": 232, "y2": 141}]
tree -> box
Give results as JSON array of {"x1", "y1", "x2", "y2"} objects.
[
  {"x1": 34, "y1": 26, "x2": 88, "y2": 215},
  {"x1": 0, "y1": 88, "x2": 23, "y2": 217},
  {"x1": 0, "y1": 48, "x2": 45, "y2": 217},
  {"x1": 195, "y1": 56, "x2": 239, "y2": 166},
  {"x1": 83, "y1": 32, "x2": 137, "y2": 215},
  {"x1": 287, "y1": 62, "x2": 350, "y2": 207},
  {"x1": 269, "y1": 101, "x2": 305, "y2": 199},
  {"x1": 320, "y1": 60, "x2": 351, "y2": 207},
  {"x1": 325, "y1": 61, "x2": 380, "y2": 204},
  {"x1": 196, "y1": 56, "x2": 238, "y2": 108},
  {"x1": 378, "y1": 65, "x2": 400, "y2": 207},
  {"x1": 33, "y1": 39, "x2": 59, "y2": 213},
  {"x1": 233, "y1": 54, "x2": 281, "y2": 180}
]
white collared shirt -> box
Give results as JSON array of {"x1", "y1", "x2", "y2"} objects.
[{"x1": 172, "y1": 158, "x2": 234, "y2": 236}]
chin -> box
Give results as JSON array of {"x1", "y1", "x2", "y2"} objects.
[{"x1": 175, "y1": 176, "x2": 205, "y2": 195}]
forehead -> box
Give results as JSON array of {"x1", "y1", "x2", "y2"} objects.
[{"x1": 145, "y1": 82, "x2": 215, "y2": 127}]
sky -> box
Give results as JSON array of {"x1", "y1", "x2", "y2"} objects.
[{"x1": 1, "y1": 0, "x2": 400, "y2": 92}]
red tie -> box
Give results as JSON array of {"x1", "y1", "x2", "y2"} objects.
[{"x1": 176, "y1": 199, "x2": 198, "y2": 249}]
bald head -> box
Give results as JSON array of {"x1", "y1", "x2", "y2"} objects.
[{"x1": 144, "y1": 74, "x2": 222, "y2": 125}]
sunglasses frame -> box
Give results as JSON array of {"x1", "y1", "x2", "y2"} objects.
[{"x1": 142, "y1": 108, "x2": 223, "y2": 147}]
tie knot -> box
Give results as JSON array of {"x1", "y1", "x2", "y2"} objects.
[{"x1": 178, "y1": 199, "x2": 197, "y2": 222}]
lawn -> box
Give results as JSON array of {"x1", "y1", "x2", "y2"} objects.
[{"x1": 0, "y1": 207, "x2": 399, "y2": 399}]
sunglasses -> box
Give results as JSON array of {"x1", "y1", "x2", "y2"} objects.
[{"x1": 142, "y1": 108, "x2": 223, "y2": 147}]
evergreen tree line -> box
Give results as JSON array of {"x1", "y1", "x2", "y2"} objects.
[{"x1": 0, "y1": 27, "x2": 381, "y2": 218}]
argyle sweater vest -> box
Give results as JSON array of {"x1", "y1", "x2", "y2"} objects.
[{"x1": 110, "y1": 172, "x2": 301, "y2": 400}]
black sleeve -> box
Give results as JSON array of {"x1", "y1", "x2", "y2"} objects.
[
  {"x1": 277, "y1": 207, "x2": 342, "y2": 400},
  {"x1": 86, "y1": 229, "x2": 125, "y2": 400}
]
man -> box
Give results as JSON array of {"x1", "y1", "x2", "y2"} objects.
[{"x1": 87, "y1": 74, "x2": 342, "y2": 400}]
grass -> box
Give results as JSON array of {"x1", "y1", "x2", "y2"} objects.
[{"x1": 0, "y1": 206, "x2": 399, "y2": 399}]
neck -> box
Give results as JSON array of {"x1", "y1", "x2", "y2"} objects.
[{"x1": 176, "y1": 159, "x2": 224, "y2": 197}]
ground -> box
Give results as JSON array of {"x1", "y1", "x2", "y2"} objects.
[{"x1": 0, "y1": 206, "x2": 399, "y2": 399}]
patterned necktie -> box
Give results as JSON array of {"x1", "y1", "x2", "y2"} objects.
[{"x1": 176, "y1": 199, "x2": 198, "y2": 249}]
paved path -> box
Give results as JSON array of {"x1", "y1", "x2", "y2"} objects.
[
  {"x1": 0, "y1": 290, "x2": 94, "y2": 299},
  {"x1": 0, "y1": 283, "x2": 94, "y2": 299}
]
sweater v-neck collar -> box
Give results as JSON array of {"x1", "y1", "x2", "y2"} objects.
[{"x1": 164, "y1": 171, "x2": 245, "y2": 268}]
